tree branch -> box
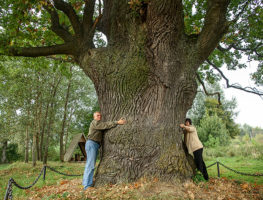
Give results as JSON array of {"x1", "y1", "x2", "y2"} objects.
[
  {"x1": 232, "y1": 43, "x2": 263, "y2": 57},
  {"x1": 217, "y1": 44, "x2": 234, "y2": 52},
  {"x1": 43, "y1": 4, "x2": 73, "y2": 42},
  {"x1": 45, "y1": 55, "x2": 75, "y2": 63},
  {"x1": 230, "y1": 0, "x2": 251, "y2": 24},
  {"x1": 207, "y1": 59, "x2": 263, "y2": 97},
  {"x1": 218, "y1": 43, "x2": 263, "y2": 57},
  {"x1": 196, "y1": 72, "x2": 222, "y2": 105},
  {"x1": 197, "y1": 0, "x2": 230, "y2": 62},
  {"x1": 6, "y1": 43, "x2": 75, "y2": 57},
  {"x1": 83, "y1": 0, "x2": 96, "y2": 37},
  {"x1": 98, "y1": 0, "x2": 102, "y2": 15},
  {"x1": 53, "y1": 0, "x2": 82, "y2": 37}
]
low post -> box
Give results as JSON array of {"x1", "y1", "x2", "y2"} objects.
[
  {"x1": 4, "y1": 179, "x2": 12, "y2": 200},
  {"x1": 217, "y1": 162, "x2": 220, "y2": 177},
  {"x1": 43, "y1": 166, "x2": 46, "y2": 181}
]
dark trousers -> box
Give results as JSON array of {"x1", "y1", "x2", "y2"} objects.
[{"x1": 193, "y1": 148, "x2": 209, "y2": 180}]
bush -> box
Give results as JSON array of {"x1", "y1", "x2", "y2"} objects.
[
  {"x1": 197, "y1": 114, "x2": 230, "y2": 147},
  {"x1": 0, "y1": 143, "x2": 22, "y2": 162},
  {"x1": 204, "y1": 135, "x2": 263, "y2": 160}
]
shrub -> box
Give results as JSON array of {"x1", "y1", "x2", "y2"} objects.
[
  {"x1": 197, "y1": 114, "x2": 230, "y2": 147},
  {"x1": 204, "y1": 135, "x2": 263, "y2": 160},
  {"x1": 0, "y1": 143, "x2": 22, "y2": 162}
]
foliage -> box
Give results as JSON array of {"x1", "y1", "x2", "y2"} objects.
[
  {"x1": 0, "y1": 143, "x2": 22, "y2": 162},
  {"x1": 0, "y1": 56, "x2": 97, "y2": 162},
  {"x1": 192, "y1": 169, "x2": 206, "y2": 184},
  {"x1": 204, "y1": 134, "x2": 263, "y2": 160},
  {"x1": 0, "y1": 0, "x2": 262, "y2": 87},
  {"x1": 188, "y1": 83, "x2": 240, "y2": 144},
  {"x1": 240, "y1": 123, "x2": 263, "y2": 137},
  {"x1": 197, "y1": 114, "x2": 231, "y2": 147},
  {"x1": 194, "y1": 0, "x2": 263, "y2": 87}
]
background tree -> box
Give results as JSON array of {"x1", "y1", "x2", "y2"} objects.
[
  {"x1": 0, "y1": 0, "x2": 262, "y2": 184},
  {"x1": 188, "y1": 82, "x2": 240, "y2": 139},
  {"x1": 0, "y1": 56, "x2": 97, "y2": 164}
]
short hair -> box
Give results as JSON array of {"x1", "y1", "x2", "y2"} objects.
[
  {"x1": 185, "y1": 118, "x2": 192, "y2": 125},
  {"x1": 93, "y1": 111, "x2": 101, "y2": 117}
]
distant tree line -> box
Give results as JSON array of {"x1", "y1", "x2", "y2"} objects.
[{"x1": 0, "y1": 56, "x2": 98, "y2": 165}]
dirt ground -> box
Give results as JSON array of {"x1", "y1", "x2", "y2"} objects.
[{"x1": 24, "y1": 177, "x2": 263, "y2": 200}]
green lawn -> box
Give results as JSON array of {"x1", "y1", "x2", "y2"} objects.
[
  {"x1": 1, "y1": 157, "x2": 263, "y2": 199},
  {"x1": 0, "y1": 161, "x2": 85, "y2": 199},
  {"x1": 206, "y1": 157, "x2": 263, "y2": 184},
  {"x1": 0, "y1": 163, "x2": 9, "y2": 170}
]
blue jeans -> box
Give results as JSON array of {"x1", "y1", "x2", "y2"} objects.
[{"x1": 82, "y1": 140, "x2": 100, "y2": 190}]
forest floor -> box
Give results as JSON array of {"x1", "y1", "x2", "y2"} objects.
[
  {"x1": 23, "y1": 177, "x2": 263, "y2": 200},
  {"x1": 1, "y1": 160, "x2": 263, "y2": 200}
]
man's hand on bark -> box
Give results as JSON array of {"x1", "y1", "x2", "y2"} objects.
[{"x1": 117, "y1": 118, "x2": 126, "y2": 125}]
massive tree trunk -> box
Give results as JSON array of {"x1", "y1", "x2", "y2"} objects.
[
  {"x1": 80, "y1": 3, "x2": 197, "y2": 184},
  {"x1": 81, "y1": 46, "x2": 197, "y2": 184},
  {"x1": 78, "y1": 0, "x2": 229, "y2": 185}
]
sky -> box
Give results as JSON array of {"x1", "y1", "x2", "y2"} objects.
[{"x1": 219, "y1": 65, "x2": 263, "y2": 128}]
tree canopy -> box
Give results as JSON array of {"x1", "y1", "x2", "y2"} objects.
[{"x1": 0, "y1": 0, "x2": 262, "y2": 97}]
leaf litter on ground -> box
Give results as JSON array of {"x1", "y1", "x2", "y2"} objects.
[{"x1": 18, "y1": 177, "x2": 263, "y2": 200}]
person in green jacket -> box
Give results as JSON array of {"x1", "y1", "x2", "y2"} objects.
[{"x1": 82, "y1": 111, "x2": 126, "y2": 190}]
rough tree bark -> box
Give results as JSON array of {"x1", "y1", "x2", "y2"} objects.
[
  {"x1": 60, "y1": 66, "x2": 72, "y2": 162},
  {"x1": 79, "y1": 0, "x2": 230, "y2": 185},
  {"x1": 25, "y1": 125, "x2": 29, "y2": 163},
  {"x1": 1, "y1": 141, "x2": 8, "y2": 163},
  {"x1": 43, "y1": 75, "x2": 62, "y2": 164},
  {"x1": 6, "y1": 0, "x2": 230, "y2": 183},
  {"x1": 40, "y1": 100, "x2": 50, "y2": 161}
]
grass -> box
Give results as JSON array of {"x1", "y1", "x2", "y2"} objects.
[
  {"x1": 1, "y1": 157, "x2": 263, "y2": 199},
  {"x1": 206, "y1": 156, "x2": 263, "y2": 184},
  {"x1": 0, "y1": 163, "x2": 9, "y2": 170},
  {"x1": 0, "y1": 161, "x2": 85, "y2": 199}
]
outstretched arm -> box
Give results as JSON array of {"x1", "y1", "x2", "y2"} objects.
[
  {"x1": 92, "y1": 118, "x2": 126, "y2": 130},
  {"x1": 180, "y1": 124, "x2": 195, "y2": 133}
]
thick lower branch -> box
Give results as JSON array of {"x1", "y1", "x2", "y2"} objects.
[
  {"x1": 7, "y1": 43, "x2": 75, "y2": 57},
  {"x1": 197, "y1": 0, "x2": 230, "y2": 62}
]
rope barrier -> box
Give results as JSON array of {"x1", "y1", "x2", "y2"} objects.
[
  {"x1": 4, "y1": 165, "x2": 82, "y2": 200},
  {"x1": 12, "y1": 167, "x2": 45, "y2": 190},
  {"x1": 46, "y1": 166, "x2": 82, "y2": 177},
  {"x1": 206, "y1": 162, "x2": 217, "y2": 168},
  {"x1": 206, "y1": 161, "x2": 263, "y2": 177},
  {"x1": 3, "y1": 162, "x2": 263, "y2": 199},
  {"x1": 218, "y1": 162, "x2": 263, "y2": 177}
]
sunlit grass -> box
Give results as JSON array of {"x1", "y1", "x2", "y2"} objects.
[
  {"x1": 1, "y1": 157, "x2": 263, "y2": 199},
  {"x1": 206, "y1": 157, "x2": 263, "y2": 184},
  {"x1": 0, "y1": 161, "x2": 85, "y2": 199}
]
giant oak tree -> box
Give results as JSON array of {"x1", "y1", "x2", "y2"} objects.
[{"x1": 0, "y1": 0, "x2": 262, "y2": 185}]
